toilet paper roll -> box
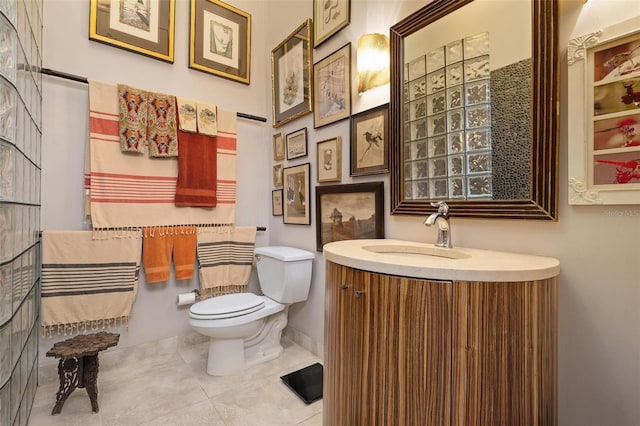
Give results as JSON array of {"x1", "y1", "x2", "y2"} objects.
[{"x1": 177, "y1": 291, "x2": 197, "y2": 306}]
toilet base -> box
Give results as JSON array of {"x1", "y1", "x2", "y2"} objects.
[
  {"x1": 205, "y1": 309, "x2": 288, "y2": 376},
  {"x1": 207, "y1": 338, "x2": 245, "y2": 376}
]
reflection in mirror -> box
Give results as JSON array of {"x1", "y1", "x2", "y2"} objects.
[{"x1": 390, "y1": 0, "x2": 558, "y2": 220}]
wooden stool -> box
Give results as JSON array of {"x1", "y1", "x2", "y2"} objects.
[{"x1": 46, "y1": 331, "x2": 119, "y2": 415}]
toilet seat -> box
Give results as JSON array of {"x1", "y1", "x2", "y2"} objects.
[{"x1": 190, "y1": 293, "x2": 265, "y2": 320}]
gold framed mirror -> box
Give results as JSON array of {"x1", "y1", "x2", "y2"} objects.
[{"x1": 389, "y1": 0, "x2": 558, "y2": 220}]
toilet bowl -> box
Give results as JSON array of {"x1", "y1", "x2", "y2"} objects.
[{"x1": 188, "y1": 246, "x2": 314, "y2": 376}]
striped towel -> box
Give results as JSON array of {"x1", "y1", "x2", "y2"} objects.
[
  {"x1": 196, "y1": 226, "x2": 256, "y2": 299},
  {"x1": 87, "y1": 80, "x2": 236, "y2": 228},
  {"x1": 41, "y1": 230, "x2": 142, "y2": 337}
]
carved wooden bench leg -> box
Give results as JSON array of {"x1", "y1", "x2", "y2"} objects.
[
  {"x1": 83, "y1": 355, "x2": 100, "y2": 413},
  {"x1": 51, "y1": 357, "x2": 79, "y2": 415}
]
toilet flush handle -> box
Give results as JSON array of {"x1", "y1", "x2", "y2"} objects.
[{"x1": 254, "y1": 254, "x2": 261, "y2": 261}]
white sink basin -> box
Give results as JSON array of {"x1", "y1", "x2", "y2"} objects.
[
  {"x1": 362, "y1": 244, "x2": 471, "y2": 259},
  {"x1": 323, "y1": 239, "x2": 560, "y2": 282}
]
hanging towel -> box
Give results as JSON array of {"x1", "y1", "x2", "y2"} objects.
[
  {"x1": 174, "y1": 128, "x2": 217, "y2": 207},
  {"x1": 176, "y1": 97, "x2": 198, "y2": 133},
  {"x1": 196, "y1": 102, "x2": 218, "y2": 136},
  {"x1": 196, "y1": 226, "x2": 257, "y2": 299},
  {"x1": 142, "y1": 225, "x2": 197, "y2": 283},
  {"x1": 88, "y1": 80, "x2": 236, "y2": 228},
  {"x1": 41, "y1": 230, "x2": 142, "y2": 337},
  {"x1": 118, "y1": 84, "x2": 148, "y2": 154},
  {"x1": 147, "y1": 92, "x2": 179, "y2": 158}
]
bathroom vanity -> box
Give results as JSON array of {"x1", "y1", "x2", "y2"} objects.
[{"x1": 323, "y1": 239, "x2": 559, "y2": 426}]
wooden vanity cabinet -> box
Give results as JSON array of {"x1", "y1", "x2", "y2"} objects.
[
  {"x1": 324, "y1": 262, "x2": 558, "y2": 426},
  {"x1": 324, "y1": 262, "x2": 453, "y2": 426}
]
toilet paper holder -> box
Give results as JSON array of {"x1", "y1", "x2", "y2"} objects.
[{"x1": 177, "y1": 289, "x2": 201, "y2": 306}]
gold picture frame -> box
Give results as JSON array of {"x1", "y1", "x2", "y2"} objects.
[
  {"x1": 272, "y1": 19, "x2": 313, "y2": 128},
  {"x1": 313, "y1": 0, "x2": 350, "y2": 47},
  {"x1": 273, "y1": 132, "x2": 285, "y2": 161},
  {"x1": 272, "y1": 189, "x2": 283, "y2": 216},
  {"x1": 283, "y1": 163, "x2": 311, "y2": 225},
  {"x1": 89, "y1": 0, "x2": 175, "y2": 63},
  {"x1": 189, "y1": 0, "x2": 251, "y2": 84},
  {"x1": 273, "y1": 163, "x2": 283, "y2": 187},
  {"x1": 317, "y1": 137, "x2": 342, "y2": 183},
  {"x1": 314, "y1": 43, "x2": 351, "y2": 129}
]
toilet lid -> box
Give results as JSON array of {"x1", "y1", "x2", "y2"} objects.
[{"x1": 189, "y1": 293, "x2": 265, "y2": 320}]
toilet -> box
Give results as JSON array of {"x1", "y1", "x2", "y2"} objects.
[{"x1": 189, "y1": 246, "x2": 314, "y2": 376}]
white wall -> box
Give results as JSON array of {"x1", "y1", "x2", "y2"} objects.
[
  {"x1": 264, "y1": 1, "x2": 640, "y2": 425},
  {"x1": 40, "y1": 0, "x2": 640, "y2": 425},
  {"x1": 40, "y1": 0, "x2": 272, "y2": 360}
]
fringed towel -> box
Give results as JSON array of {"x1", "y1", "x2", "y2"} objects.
[
  {"x1": 177, "y1": 97, "x2": 197, "y2": 133},
  {"x1": 147, "y1": 92, "x2": 178, "y2": 158},
  {"x1": 41, "y1": 230, "x2": 142, "y2": 338},
  {"x1": 88, "y1": 80, "x2": 236, "y2": 228},
  {"x1": 118, "y1": 84, "x2": 148, "y2": 154},
  {"x1": 196, "y1": 226, "x2": 257, "y2": 299},
  {"x1": 142, "y1": 226, "x2": 197, "y2": 283}
]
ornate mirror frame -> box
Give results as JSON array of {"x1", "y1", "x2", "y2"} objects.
[{"x1": 389, "y1": 0, "x2": 559, "y2": 220}]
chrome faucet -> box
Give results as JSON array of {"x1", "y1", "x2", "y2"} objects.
[{"x1": 424, "y1": 201, "x2": 452, "y2": 248}]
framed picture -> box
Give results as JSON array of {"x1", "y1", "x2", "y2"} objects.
[
  {"x1": 314, "y1": 43, "x2": 351, "y2": 129},
  {"x1": 315, "y1": 182, "x2": 384, "y2": 252},
  {"x1": 273, "y1": 163, "x2": 283, "y2": 186},
  {"x1": 272, "y1": 19, "x2": 313, "y2": 128},
  {"x1": 350, "y1": 103, "x2": 389, "y2": 176},
  {"x1": 283, "y1": 163, "x2": 311, "y2": 225},
  {"x1": 568, "y1": 16, "x2": 640, "y2": 205},
  {"x1": 317, "y1": 137, "x2": 342, "y2": 183},
  {"x1": 272, "y1": 189, "x2": 283, "y2": 216},
  {"x1": 285, "y1": 128, "x2": 308, "y2": 160},
  {"x1": 89, "y1": 0, "x2": 175, "y2": 63},
  {"x1": 189, "y1": 0, "x2": 251, "y2": 84},
  {"x1": 313, "y1": 0, "x2": 350, "y2": 47},
  {"x1": 273, "y1": 132, "x2": 285, "y2": 161}
]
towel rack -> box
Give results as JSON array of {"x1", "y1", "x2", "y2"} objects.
[
  {"x1": 39, "y1": 67, "x2": 268, "y2": 123},
  {"x1": 38, "y1": 227, "x2": 266, "y2": 237}
]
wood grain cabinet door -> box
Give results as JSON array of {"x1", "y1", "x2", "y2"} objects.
[
  {"x1": 325, "y1": 262, "x2": 452, "y2": 426},
  {"x1": 324, "y1": 262, "x2": 361, "y2": 425}
]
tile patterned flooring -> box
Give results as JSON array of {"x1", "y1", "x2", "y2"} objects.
[{"x1": 28, "y1": 334, "x2": 323, "y2": 426}]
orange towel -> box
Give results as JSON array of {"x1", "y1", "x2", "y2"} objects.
[
  {"x1": 174, "y1": 129, "x2": 218, "y2": 207},
  {"x1": 142, "y1": 226, "x2": 197, "y2": 283}
]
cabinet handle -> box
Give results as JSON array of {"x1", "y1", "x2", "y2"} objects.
[
  {"x1": 340, "y1": 284, "x2": 351, "y2": 290},
  {"x1": 355, "y1": 290, "x2": 365, "y2": 298}
]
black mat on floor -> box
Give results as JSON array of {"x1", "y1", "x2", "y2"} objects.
[{"x1": 280, "y1": 362, "x2": 323, "y2": 404}]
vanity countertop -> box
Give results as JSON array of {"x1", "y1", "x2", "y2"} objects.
[{"x1": 323, "y1": 239, "x2": 560, "y2": 282}]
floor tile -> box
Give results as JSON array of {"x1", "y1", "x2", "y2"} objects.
[
  {"x1": 210, "y1": 374, "x2": 323, "y2": 426},
  {"x1": 189, "y1": 338, "x2": 320, "y2": 399},
  {"x1": 27, "y1": 333, "x2": 323, "y2": 426},
  {"x1": 137, "y1": 399, "x2": 225, "y2": 426},
  {"x1": 99, "y1": 362, "x2": 209, "y2": 425}
]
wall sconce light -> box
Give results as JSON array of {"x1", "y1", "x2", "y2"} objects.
[{"x1": 357, "y1": 33, "x2": 390, "y2": 94}]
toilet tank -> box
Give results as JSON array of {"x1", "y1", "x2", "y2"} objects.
[{"x1": 254, "y1": 246, "x2": 314, "y2": 304}]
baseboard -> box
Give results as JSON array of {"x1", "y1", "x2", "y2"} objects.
[{"x1": 283, "y1": 326, "x2": 324, "y2": 361}]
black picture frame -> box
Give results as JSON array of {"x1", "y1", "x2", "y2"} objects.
[{"x1": 315, "y1": 181, "x2": 384, "y2": 252}]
